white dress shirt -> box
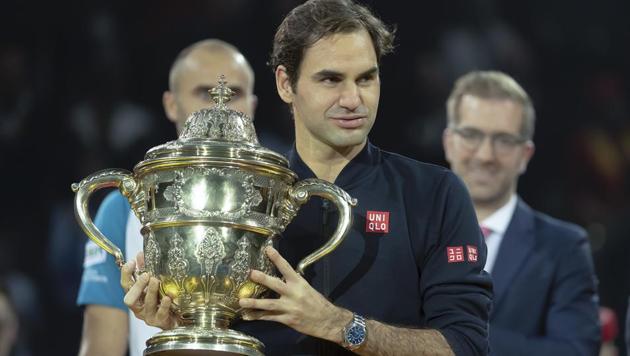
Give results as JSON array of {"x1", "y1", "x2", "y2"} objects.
[
  {"x1": 126, "y1": 211, "x2": 161, "y2": 356},
  {"x1": 480, "y1": 194, "x2": 518, "y2": 274}
]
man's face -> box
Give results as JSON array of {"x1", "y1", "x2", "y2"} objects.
[
  {"x1": 444, "y1": 94, "x2": 534, "y2": 206},
  {"x1": 165, "y1": 49, "x2": 256, "y2": 132},
  {"x1": 277, "y1": 29, "x2": 380, "y2": 151}
]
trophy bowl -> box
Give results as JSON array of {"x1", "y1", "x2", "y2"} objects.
[{"x1": 71, "y1": 77, "x2": 357, "y2": 356}]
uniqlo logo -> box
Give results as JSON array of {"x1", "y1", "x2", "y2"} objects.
[
  {"x1": 467, "y1": 245, "x2": 478, "y2": 262},
  {"x1": 365, "y1": 211, "x2": 389, "y2": 233},
  {"x1": 447, "y1": 246, "x2": 464, "y2": 263}
]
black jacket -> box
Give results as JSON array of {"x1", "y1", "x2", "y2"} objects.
[{"x1": 236, "y1": 142, "x2": 493, "y2": 355}]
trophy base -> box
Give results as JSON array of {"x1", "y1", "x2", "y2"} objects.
[{"x1": 144, "y1": 327, "x2": 265, "y2": 356}]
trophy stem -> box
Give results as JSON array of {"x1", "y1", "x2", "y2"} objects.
[{"x1": 179, "y1": 309, "x2": 235, "y2": 329}]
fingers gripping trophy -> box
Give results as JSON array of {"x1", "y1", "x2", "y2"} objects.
[{"x1": 72, "y1": 76, "x2": 357, "y2": 356}]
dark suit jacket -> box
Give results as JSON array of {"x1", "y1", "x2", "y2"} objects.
[{"x1": 489, "y1": 199, "x2": 600, "y2": 355}]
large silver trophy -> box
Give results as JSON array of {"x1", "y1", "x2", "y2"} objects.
[{"x1": 72, "y1": 77, "x2": 357, "y2": 355}]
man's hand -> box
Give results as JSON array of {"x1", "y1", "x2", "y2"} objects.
[
  {"x1": 120, "y1": 252, "x2": 177, "y2": 330},
  {"x1": 238, "y1": 246, "x2": 352, "y2": 344}
]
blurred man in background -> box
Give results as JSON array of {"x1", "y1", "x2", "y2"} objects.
[
  {"x1": 76, "y1": 38, "x2": 257, "y2": 356},
  {"x1": 443, "y1": 70, "x2": 600, "y2": 355}
]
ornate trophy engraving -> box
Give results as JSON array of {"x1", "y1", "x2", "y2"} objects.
[{"x1": 71, "y1": 77, "x2": 357, "y2": 356}]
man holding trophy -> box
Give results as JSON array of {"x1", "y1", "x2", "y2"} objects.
[{"x1": 114, "y1": 0, "x2": 493, "y2": 355}]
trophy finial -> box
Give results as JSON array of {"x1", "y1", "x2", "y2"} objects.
[{"x1": 210, "y1": 75, "x2": 234, "y2": 107}]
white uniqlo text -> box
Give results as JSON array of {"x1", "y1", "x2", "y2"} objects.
[{"x1": 366, "y1": 211, "x2": 390, "y2": 233}]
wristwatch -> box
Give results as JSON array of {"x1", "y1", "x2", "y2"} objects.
[{"x1": 341, "y1": 313, "x2": 367, "y2": 350}]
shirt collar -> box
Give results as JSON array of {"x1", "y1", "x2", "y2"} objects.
[
  {"x1": 480, "y1": 194, "x2": 518, "y2": 235},
  {"x1": 286, "y1": 141, "x2": 380, "y2": 189}
]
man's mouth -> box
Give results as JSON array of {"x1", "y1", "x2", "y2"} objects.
[{"x1": 330, "y1": 115, "x2": 366, "y2": 129}]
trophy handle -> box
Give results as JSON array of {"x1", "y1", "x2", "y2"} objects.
[
  {"x1": 284, "y1": 179, "x2": 357, "y2": 275},
  {"x1": 71, "y1": 169, "x2": 139, "y2": 269}
]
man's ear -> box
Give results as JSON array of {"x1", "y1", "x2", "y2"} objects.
[
  {"x1": 250, "y1": 94, "x2": 258, "y2": 116},
  {"x1": 518, "y1": 141, "x2": 536, "y2": 174},
  {"x1": 162, "y1": 91, "x2": 178, "y2": 124},
  {"x1": 442, "y1": 128, "x2": 454, "y2": 164},
  {"x1": 275, "y1": 65, "x2": 294, "y2": 104}
]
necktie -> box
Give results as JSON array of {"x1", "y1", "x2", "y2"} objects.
[{"x1": 480, "y1": 225, "x2": 492, "y2": 239}]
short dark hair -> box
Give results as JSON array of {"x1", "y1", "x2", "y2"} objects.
[
  {"x1": 447, "y1": 70, "x2": 536, "y2": 140},
  {"x1": 270, "y1": 0, "x2": 395, "y2": 90}
]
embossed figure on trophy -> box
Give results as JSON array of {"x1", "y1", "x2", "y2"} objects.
[
  {"x1": 195, "y1": 227, "x2": 226, "y2": 302},
  {"x1": 256, "y1": 239, "x2": 275, "y2": 277},
  {"x1": 164, "y1": 233, "x2": 190, "y2": 305},
  {"x1": 142, "y1": 229, "x2": 160, "y2": 277},
  {"x1": 143, "y1": 173, "x2": 160, "y2": 217},
  {"x1": 230, "y1": 235, "x2": 254, "y2": 295}
]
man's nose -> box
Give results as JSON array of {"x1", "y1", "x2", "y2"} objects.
[
  {"x1": 339, "y1": 83, "x2": 361, "y2": 110},
  {"x1": 475, "y1": 136, "x2": 496, "y2": 161}
]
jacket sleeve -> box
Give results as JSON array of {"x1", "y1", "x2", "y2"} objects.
[
  {"x1": 420, "y1": 171, "x2": 493, "y2": 356},
  {"x1": 489, "y1": 233, "x2": 600, "y2": 356}
]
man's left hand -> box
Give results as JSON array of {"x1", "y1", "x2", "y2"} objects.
[{"x1": 238, "y1": 246, "x2": 352, "y2": 343}]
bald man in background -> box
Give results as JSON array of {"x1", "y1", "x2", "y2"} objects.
[{"x1": 76, "y1": 39, "x2": 257, "y2": 356}]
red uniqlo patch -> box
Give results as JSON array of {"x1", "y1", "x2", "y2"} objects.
[
  {"x1": 365, "y1": 211, "x2": 390, "y2": 233},
  {"x1": 447, "y1": 246, "x2": 465, "y2": 263},
  {"x1": 467, "y1": 245, "x2": 478, "y2": 262}
]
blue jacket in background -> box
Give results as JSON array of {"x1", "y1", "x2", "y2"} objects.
[{"x1": 488, "y1": 199, "x2": 600, "y2": 355}]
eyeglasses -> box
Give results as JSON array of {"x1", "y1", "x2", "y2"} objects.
[{"x1": 451, "y1": 127, "x2": 528, "y2": 155}]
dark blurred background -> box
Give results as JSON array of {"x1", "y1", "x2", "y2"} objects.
[{"x1": 1, "y1": 0, "x2": 629, "y2": 355}]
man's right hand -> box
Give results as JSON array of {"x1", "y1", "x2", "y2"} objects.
[{"x1": 120, "y1": 253, "x2": 177, "y2": 330}]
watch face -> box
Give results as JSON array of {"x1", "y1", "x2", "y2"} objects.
[{"x1": 347, "y1": 324, "x2": 366, "y2": 345}]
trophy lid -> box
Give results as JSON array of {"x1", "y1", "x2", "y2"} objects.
[{"x1": 135, "y1": 76, "x2": 293, "y2": 177}]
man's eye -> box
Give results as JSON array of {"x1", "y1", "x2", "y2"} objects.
[
  {"x1": 358, "y1": 75, "x2": 375, "y2": 85},
  {"x1": 496, "y1": 136, "x2": 517, "y2": 146},
  {"x1": 322, "y1": 77, "x2": 341, "y2": 84},
  {"x1": 460, "y1": 130, "x2": 481, "y2": 139},
  {"x1": 198, "y1": 91, "x2": 211, "y2": 100},
  {"x1": 229, "y1": 88, "x2": 243, "y2": 99}
]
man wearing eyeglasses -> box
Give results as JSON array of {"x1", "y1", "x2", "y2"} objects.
[{"x1": 443, "y1": 70, "x2": 600, "y2": 355}]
